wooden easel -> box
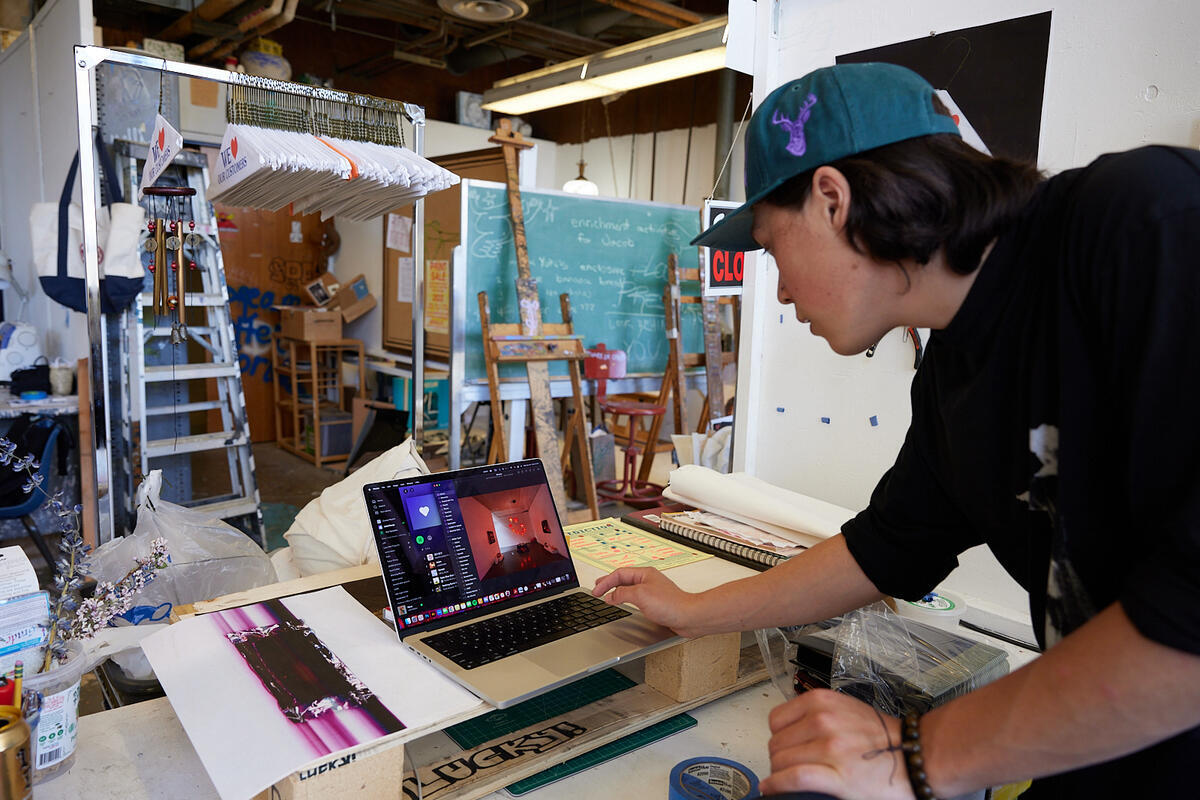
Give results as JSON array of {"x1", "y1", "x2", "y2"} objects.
[
  {"x1": 637, "y1": 253, "x2": 738, "y2": 483},
  {"x1": 479, "y1": 119, "x2": 599, "y2": 519}
]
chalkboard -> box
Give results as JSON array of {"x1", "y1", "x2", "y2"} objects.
[{"x1": 463, "y1": 180, "x2": 702, "y2": 380}]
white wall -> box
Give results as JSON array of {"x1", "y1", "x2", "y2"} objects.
[
  {"x1": 0, "y1": 0, "x2": 94, "y2": 361},
  {"x1": 527, "y1": 484, "x2": 558, "y2": 549},
  {"x1": 551, "y1": 122, "x2": 748, "y2": 209},
  {"x1": 737, "y1": 0, "x2": 1200, "y2": 632}
]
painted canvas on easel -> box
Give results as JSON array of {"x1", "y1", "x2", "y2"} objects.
[{"x1": 143, "y1": 586, "x2": 484, "y2": 800}]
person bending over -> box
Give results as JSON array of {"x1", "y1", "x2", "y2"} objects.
[{"x1": 594, "y1": 63, "x2": 1200, "y2": 800}]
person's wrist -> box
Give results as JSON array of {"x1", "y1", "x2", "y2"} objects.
[
  {"x1": 677, "y1": 589, "x2": 715, "y2": 637},
  {"x1": 901, "y1": 711, "x2": 937, "y2": 799}
]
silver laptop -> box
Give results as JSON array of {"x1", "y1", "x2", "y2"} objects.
[{"x1": 365, "y1": 458, "x2": 679, "y2": 708}]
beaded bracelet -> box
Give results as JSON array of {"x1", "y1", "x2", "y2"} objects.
[{"x1": 901, "y1": 711, "x2": 937, "y2": 799}]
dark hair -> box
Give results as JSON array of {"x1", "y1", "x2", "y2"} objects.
[{"x1": 763, "y1": 102, "x2": 1042, "y2": 275}]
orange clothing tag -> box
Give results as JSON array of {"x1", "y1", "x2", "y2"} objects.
[{"x1": 318, "y1": 137, "x2": 359, "y2": 179}]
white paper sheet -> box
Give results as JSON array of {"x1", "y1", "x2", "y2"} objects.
[
  {"x1": 0, "y1": 546, "x2": 38, "y2": 600},
  {"x1": 387, "y1": 213, "x2": 413, "y2": 252},
  {"x1": 396, "y1": 256, "x2": 414, "y2": 303},
  {"x1": 142, "y1": 586, "x2": 483, "y2": 800}
]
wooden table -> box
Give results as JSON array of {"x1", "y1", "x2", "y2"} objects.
[{"x1": 37, "y1": 547, "x2": 1037, "y2": 800}]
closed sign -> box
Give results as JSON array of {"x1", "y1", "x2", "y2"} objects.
[{"x1": 702, "y1": 199, "x2": 755, "y2": 296}]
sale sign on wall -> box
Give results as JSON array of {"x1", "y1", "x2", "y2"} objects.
[{"x1": 701, "y1": 199, "x2": 757, "y2": 297}]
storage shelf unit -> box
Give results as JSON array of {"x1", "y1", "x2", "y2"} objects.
[{"x1": 272, "y1": 336, "x2": 365, "y2": 466}]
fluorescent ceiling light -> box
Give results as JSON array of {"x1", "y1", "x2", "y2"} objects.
[{"x1": 482, "y1": 16, "x2": 728, "y2": 115}]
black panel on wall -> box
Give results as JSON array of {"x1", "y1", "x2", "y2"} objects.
[{"x1": 836, "y1": 11, "x2": 1051, "y2": 163}]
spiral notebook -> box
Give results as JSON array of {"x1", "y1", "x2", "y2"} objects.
[{"x1": 656, "y1": 511, "x2": 807, "y2": 569}]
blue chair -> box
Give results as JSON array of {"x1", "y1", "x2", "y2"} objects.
[{"x1": 0, "y1": 417, "x2": 66, "y2": 574}]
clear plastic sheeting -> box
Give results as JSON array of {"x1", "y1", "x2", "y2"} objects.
[
  {"x1": 89, "y1": 470, "x2": 278, "y2": 626},
  {"x1": 756, "y1": 601, "x2": 1009, "y2": 716}
]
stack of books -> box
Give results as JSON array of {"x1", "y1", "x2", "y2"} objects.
[{"x1": 627, "y1": 466, "x2": 857, "y2": 570}]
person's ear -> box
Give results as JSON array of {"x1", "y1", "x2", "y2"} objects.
[{"x1": 810, "y1": 166, "x2": 851, "y2": 233}]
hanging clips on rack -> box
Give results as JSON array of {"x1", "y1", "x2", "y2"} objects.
[{"x1": 226, "y1": 80, "x2": 407, "y2": 147}]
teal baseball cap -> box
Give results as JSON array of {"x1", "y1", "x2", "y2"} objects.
[{"x1": 692, "y1": 62, "x2": 961, "y2": 251}]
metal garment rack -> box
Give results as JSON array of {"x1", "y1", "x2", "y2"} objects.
[{"x1": 73, "y1": 45, "x2": 427, "y2": 544}]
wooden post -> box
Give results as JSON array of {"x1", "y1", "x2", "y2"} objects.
[
  {"x1": 666, "y1": 254, "x2": 688, "y2": 434},
  {"x1": 559, "y1": 294, "x2": 599, "y2": 519},
  {"x1": 478, "y1": 294, "x2": 508, "y2": 464},
  {"x1": 488, "y1": 119, "x2": 567, "y2": 512},
  {"x1": 697, "y1": 251, "x2": 726, "y2": 428}
]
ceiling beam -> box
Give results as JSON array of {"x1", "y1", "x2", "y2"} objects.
[
  {"x1": 157, "y1": 0, "x2": 247, "y2": 40},
  {"x1": 508, "y1": 19, "x2": 609, "y2": 56},
  {"x1": 591, "y1": 0, "x2": 702, "y2": 29}
]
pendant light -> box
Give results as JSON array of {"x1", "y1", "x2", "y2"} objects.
[{"x1": 562, "y1": 103, "x2": 600, "y2": 195}]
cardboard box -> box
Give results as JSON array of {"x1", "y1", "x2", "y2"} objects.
[
  {"x1": 251, "y1": 738, "x2": 405, "y2": 800},
  {"x1": 333, "y1": 274, "x2": 377, "y2": 323},
  {"x1": 303, "y1": 273, "x2": 338, "y2": 307},
  {"x1": 303, "y1": 273, "x2": 377, "y2": 323},
  {"x1": 277, "y1": 306, "x2": 343, "y2": 342}
]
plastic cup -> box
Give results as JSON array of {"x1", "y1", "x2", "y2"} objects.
[
  {"x1": 49, "y1": 365, "x2": 73, "y2": 396},
  {"x1": 23, "y1": 640, "x2": 85, "y2": 783}
]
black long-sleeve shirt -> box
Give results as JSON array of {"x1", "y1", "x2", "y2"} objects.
[{"x1": 841, "y1": 146, "x2": 1200, "y2": 797}]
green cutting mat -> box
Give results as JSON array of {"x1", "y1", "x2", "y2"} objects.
[
  {"x1": 445, "y1": 669, "x2": 636, "y2": 749},
  {"x1": 505, "y1": 713, "x2": 696, "y2": 796},
  {"x1": 444, "y1": 670, "x2": 696, "y2": 796}
]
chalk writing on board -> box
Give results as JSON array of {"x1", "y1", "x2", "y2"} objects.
[{"x1": 465, "y1": 183, "x2": 703, "y2": 380}]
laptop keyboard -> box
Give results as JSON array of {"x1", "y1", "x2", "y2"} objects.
[{"x1": 422, "y1": 593, "x2": 631, "y2": 670}]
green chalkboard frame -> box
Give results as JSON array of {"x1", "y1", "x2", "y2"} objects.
[{"x1": 458, "y1": 179, "x2": 704, "y2": 382}]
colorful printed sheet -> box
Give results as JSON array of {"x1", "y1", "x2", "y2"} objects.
[
  {"x1": 565, "y1": 518, "x2": 711, "y2": 573},
  {"x1": 142, "y1": 586, "x2": 483, "y2": 799}
]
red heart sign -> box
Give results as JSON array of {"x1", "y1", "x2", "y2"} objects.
[
  {"x1": 231, "y1": 137, "x2": 238, "y2": 159},
  {"x1": 952, "y1": 114, "x2": 961, "y2": 126},
  {"x1": 158, "y1": 127, "x2": 165, "y2": 150}
]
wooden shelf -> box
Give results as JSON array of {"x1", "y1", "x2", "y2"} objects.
[{"x1": 271, "y1": 335, "x2": 365, "y2": 466}]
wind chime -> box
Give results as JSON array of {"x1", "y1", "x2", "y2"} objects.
[{"x1": 142, "y1": 185, "x2": 200, "y2": 343}]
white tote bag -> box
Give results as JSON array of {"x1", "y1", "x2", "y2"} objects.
[{"x1": 29, "y1": 132, "x2": 145, "y2": 314}]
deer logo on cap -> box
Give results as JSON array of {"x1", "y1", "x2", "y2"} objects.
[{"x1": 772, "y1": 93, "x2": 818, "y2": 157}]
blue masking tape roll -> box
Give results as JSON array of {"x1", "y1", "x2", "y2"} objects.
[{"x1": 669, "y1": 757, "x2": 759, "y2": 800}]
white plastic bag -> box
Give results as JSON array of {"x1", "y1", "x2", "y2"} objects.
[{"x1": 89, "y1": 471, "x2": 277, "y2": 624}]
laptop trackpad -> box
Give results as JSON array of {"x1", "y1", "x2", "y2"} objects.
[{"x1": 523, "y1": 629, "x2": 631, "y2": 675}]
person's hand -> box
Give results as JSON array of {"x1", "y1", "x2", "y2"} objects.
[
  {"x1": 759, "y1": 689, "x2": 915, "y2": 800},
  {"x1": 591, "y1": 567, "x2": 706, "y2": 637}
]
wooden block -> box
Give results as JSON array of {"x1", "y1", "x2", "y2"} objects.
[
  {"x1": 253, "y1": 739, "x2": 405, "y2": 800},
  {"x1": 644, "y1": 632, "x2": 741, "y2": 702},
  {"x1": 77, "y1": 358, "x2": 97, "y2": 549}
]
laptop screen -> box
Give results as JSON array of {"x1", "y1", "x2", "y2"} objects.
[{"x1": 365, "y1": 459, "x2": 578, "y2": 635}]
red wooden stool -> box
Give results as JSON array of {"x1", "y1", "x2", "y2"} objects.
[{"x1": 585, "y1": 344, "x2": 666, "y2": 508}]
